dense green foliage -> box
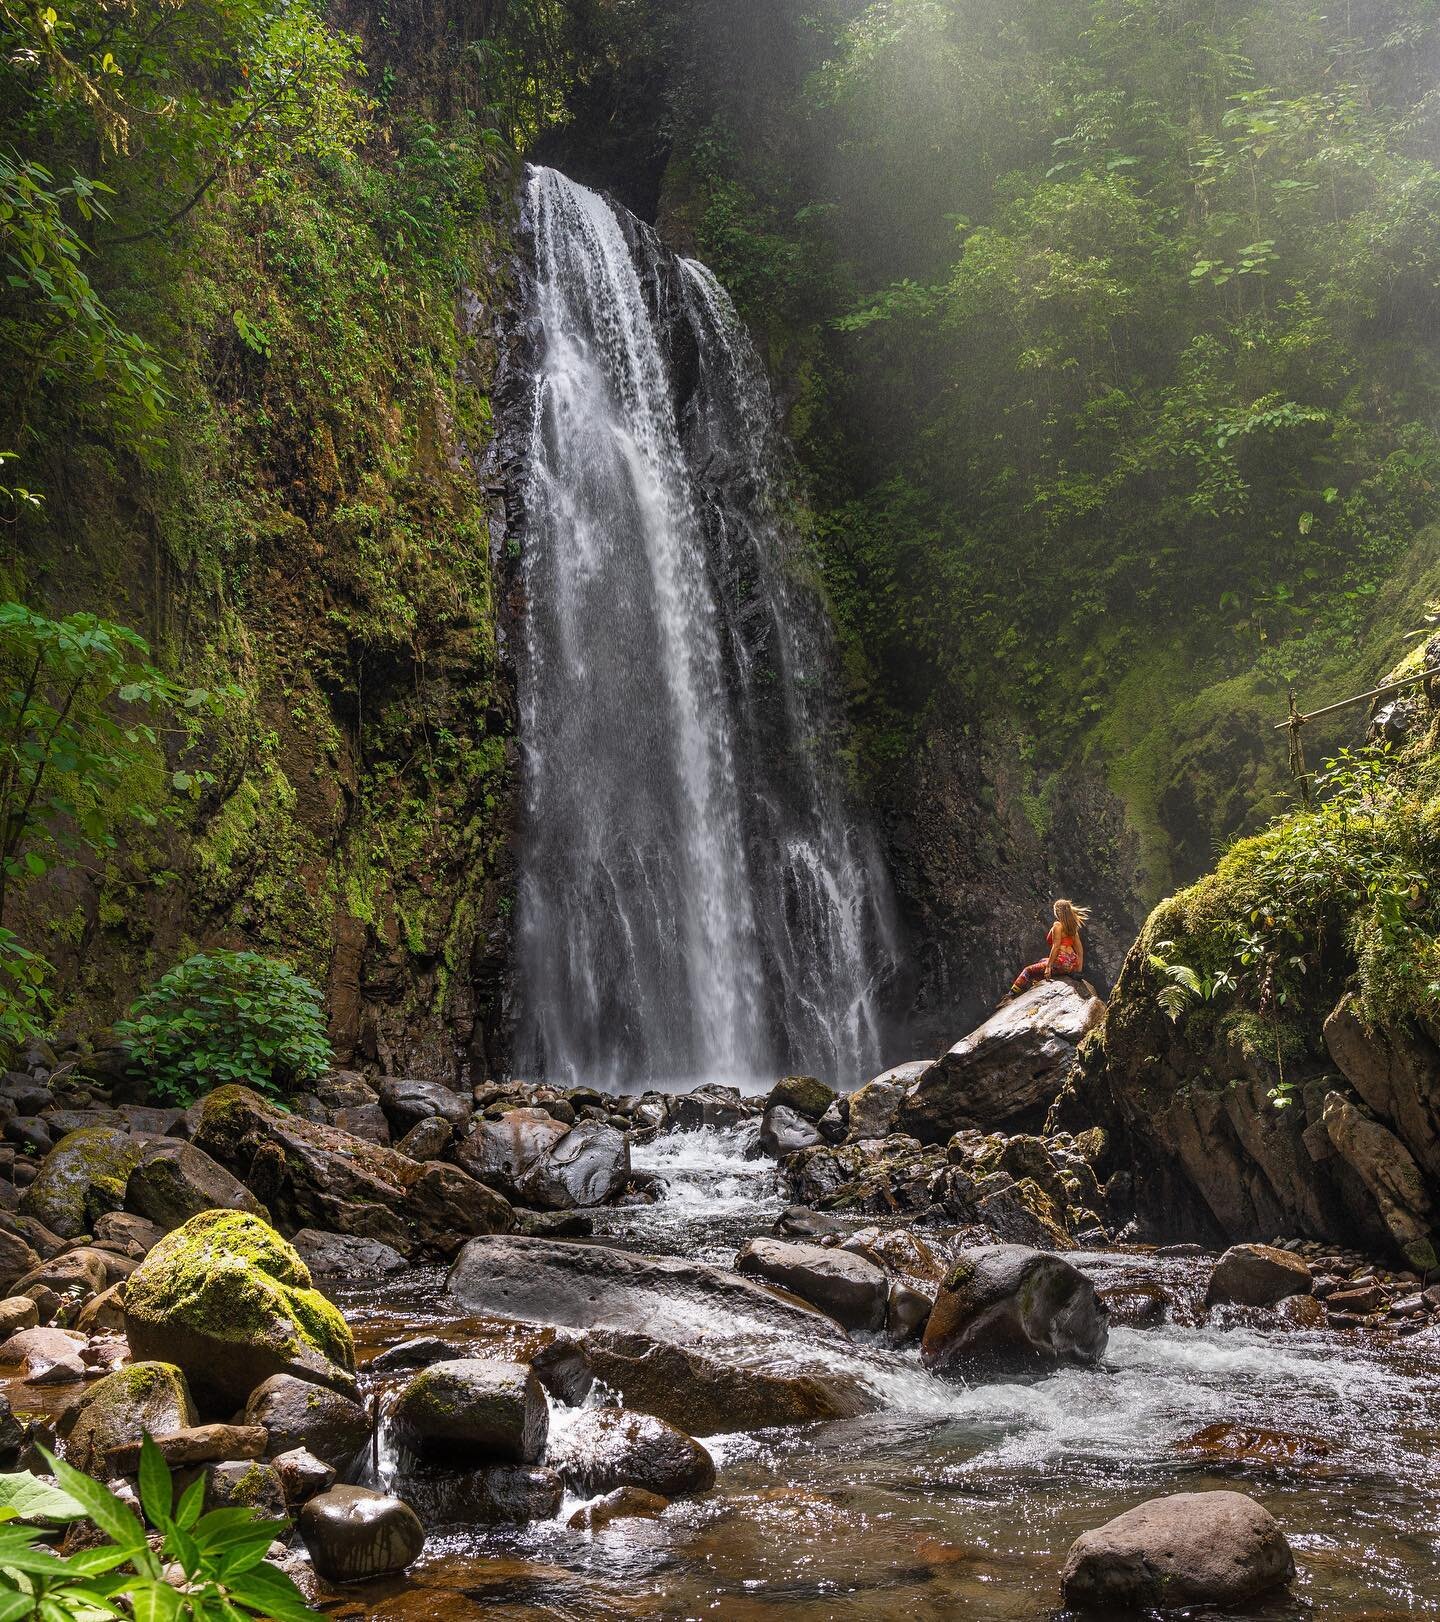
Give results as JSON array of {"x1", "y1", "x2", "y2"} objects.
[
  {"x1": 117, "y1": 950, "x2": 332, "y2": 1105},
  {"x1": 1136, "y1": 703, "x2": 1440, "y2": 1101},
  {"x1": 634, "y1": 0, "x2": 1440, "y2": 890},
  {"x1": 1, "y1": 0, "x2": 523, "y2": 1048},
  {"x1": 0, "y1": 603, "x2": 225, "y2": 923},
  {"x1": 0, "y1": 1438, "x2": 313, "y2": 1619}
]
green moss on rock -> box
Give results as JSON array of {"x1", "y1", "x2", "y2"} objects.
[
  {"x1": 20, "y1": 1127, "x2": 149, "y2": 1240},
  {"x1": 124, "y1": 1209, "x2": 355, "y2": 1416},
  {"x1": 65, "y1": 1360, "x2": 197, "y2": 1478}
]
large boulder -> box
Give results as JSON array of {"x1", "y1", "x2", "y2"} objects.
[
  {"x1": 921, "y1": 1244, "x2": 1107, "y2": 1374},
  {"x1": 758, "y1": 1105, "x2": 822, "y2": 1159},
  {"x1": 243, "y1": 1373, "x2": 371, "y2": 1471},
  {"x1": 298, "y1": 1485, "x2": 424, "y2": 1583},
  {"x1": 546, "y1": 1408, "x2": 714, "y2": 1498},
  {"x1": 125, "y1": 1139, "x2": 265, "y2": 1232},
  {"x1": 124, "y1": 1210, "x2": 356, "y2": 1413},
  {"x1": 190, "y1": 1086, "x2": 511, "y2": 1256},
  {"x1": 518, "y1": 1121, "x2": 630, "y2": 1209},
  {"x1": 735, "y1": 1237, "x2": 888, "y2": 1332},
  {"x1": 377, "y1": 1077, "x2": 472, "y2": 1136},
  {"x1": 388, "y1": 1358, "x2": 547, "y2": 1463},
  {"x1": 448, "y1": 1235, "x2": 869, "y2": 1434},
  {"x1": 898, "y1": 981, "x2": 1104, "y2": 1141},
  {"x1": 846, "y1": 1064, "x2": 928, "y2": 1141},
  {"x1": 1061, "y1": 1490, "x2": 1295, "y2": 1609},
  {"x1": 63, "y1": 1362, "x2": 196, "y2": 1477},
  {"x1": 20, "y1": 1127, "x2": 149, "y2": 1239},
  {"x1": 452, "y1": 1108, "x2": 568, "y2": 1197},
  {"x1": 1205, "y1": 1243, "x2": 1312, "y2": 1309},
  {"x1": 666, "y1": 1084, "x2": 754, "y2": 1132},
  {"x1": 291, "y1": 1230, "x2": 407, "y2": 1278}
]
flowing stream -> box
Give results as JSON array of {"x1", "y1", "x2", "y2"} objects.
[
  {"x1": 332, "y1": 1126, "x2": 1440, "y2": 1620},
  {"x1": 512, "y1": 167, "x2": 895, "y2": 1092}
]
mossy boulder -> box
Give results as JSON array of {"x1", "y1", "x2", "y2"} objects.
[
  {"x1": 124, "y1": 1210, "x2": 356, "y2": 1414},
  {"x1": 765, "y1": 1076, "x2": 836, "y2": 1124},
  {"x1": 64, "y1": 1362, "x2": 197, "y2": 1478},
  {"x1": 20, "y1": 1127, "x2": 151, "y2": 1240}
]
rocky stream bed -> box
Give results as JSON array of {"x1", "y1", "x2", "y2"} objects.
[{"x1": 0, "y1": 983, "x2": 1435, "y2": 1618}]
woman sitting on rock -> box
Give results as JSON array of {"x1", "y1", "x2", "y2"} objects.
[{"x1": 1008, "y1": 898, "x2": 1088, "y2": 997}]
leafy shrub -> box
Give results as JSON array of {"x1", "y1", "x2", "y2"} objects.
[
  {"x1": 0, "y1": 928, "x2": 52, "y2": 1062},
  {"x1": 117, "y1": 950, "x2": 332, "y2": 1105},
  {"x1": 0, "y1": 1437, "x2": 315, "y2": 1618}
]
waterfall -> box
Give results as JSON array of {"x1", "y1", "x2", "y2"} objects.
[{"x1": 513, "y1": 166, "x2": 895, "y2": 1090}]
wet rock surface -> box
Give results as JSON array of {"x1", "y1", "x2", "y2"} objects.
[
  {"x1": 0, "y1": 1002, "x2": 1433, "y2": 1620},
  {"x1": 922, "y1": 1244, "x2": 1108, "y2": 1374},
  {"x1": 546, "y1": 1407, "x2": 715, "y2": 1498},
  {"x1": 1061, "y1": 1490, "x2": 1296, "y2": 1609},
  {"x1": 389, "y1": 1357, "x2": 548, "y2": 1463},
  {"x1": 299, "y1": 1484, "x2": 426, "y2": 1583},
  {"x1": 734, "y1": 1236, "x2": 888, "y2": 1332},
  {"x1": 898, "y1": 979, "x2": 1105, "y2": 1141}
]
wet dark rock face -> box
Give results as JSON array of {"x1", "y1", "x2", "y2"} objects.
[{"x1": 921, "y1": 1245, "x2": 1108, "y2": 1375}]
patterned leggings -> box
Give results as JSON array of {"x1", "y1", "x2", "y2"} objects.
[{"x1": 1011, "y1": 953, "x2": 1079, "y2": 994}]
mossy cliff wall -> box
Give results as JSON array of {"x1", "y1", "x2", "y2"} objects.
[
  {"x1": 1073, "y1": 629, "x2": 1440, "y2": 1267},
  {"x1": 6, "y1": 25, "x2": 526, "y2": 1083}
]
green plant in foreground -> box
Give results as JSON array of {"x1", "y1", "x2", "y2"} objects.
[
  {"x1": 0, "y1": 1438, "x2": 315, "y2": 1619},
  {"x1": 116, "y1": 950, "x2": 332, "y2": 1106}
]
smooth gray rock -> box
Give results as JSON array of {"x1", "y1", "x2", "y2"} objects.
[
  {"x1": 899, "y1": 981, "x2": 1104, "y2": 1139},
  {"x1": 518, "y1": 1120, "x2": 630, "y2": 1209},
  {"x1": 243, "y1": 1373, "x2": 371, "y2": 1471},
  {"x1": 378, "y1": 1077, "x2": 472, "y2": 1135},
  {"x1": 758, "y1": 1104, "x2": 822, "y2": 1158},
  {"x1": 546, "y1": 1407, "x2": 714, "y2": 1498},
  {"x1": 291, "y1": 1229, "x2": 407, "y2": 1278},
  {"x1": 447, "y1": 1234, "x2": 867, "y2": 1434},
  {"x1": 1061, "y1": 1491, "x2": 1295, "y2": 1609},
  {"x1": 735, "y1": 1236, "x2": 888, "y2": 1332}
]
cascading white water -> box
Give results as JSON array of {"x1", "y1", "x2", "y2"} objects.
[{"x1": 514, "y1": 167, "x2": 895, "y2": 1089}]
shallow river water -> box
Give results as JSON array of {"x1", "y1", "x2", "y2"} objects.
[{"x1": 328, "y1": 1125, "x2": 1440, "y2": 1620}]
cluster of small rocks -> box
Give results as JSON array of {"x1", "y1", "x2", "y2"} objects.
[
  {"x1": 1260, "y1": 1237, "x2": 1438, "y2": 1334},
  {"x1": 777, "y1": 1123, "x2": 1113, "y2": 1250}
]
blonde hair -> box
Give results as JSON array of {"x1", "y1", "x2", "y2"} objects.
[{"x1": 1054, "y1": 898, "x2": 1089, "y2": 937}]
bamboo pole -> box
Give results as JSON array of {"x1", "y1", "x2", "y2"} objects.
[{"x1": 1271, "y1": 665, "x2": 1440, "y2": 731}]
